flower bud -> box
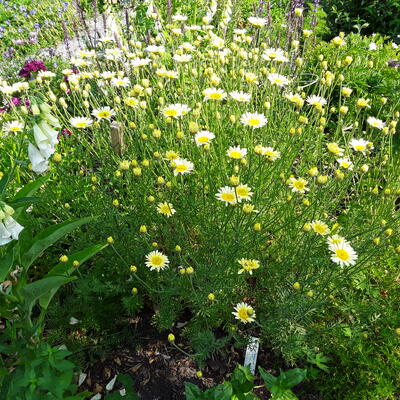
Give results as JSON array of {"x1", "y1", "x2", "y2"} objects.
[
  {"x1": 168, "y1": 333, "x2": 175, "y2": 342},
  {"x1": 293, "y1": 282, "x2": 301, "y2": 290}
]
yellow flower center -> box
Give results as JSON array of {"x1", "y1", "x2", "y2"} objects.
[
  {"x1": 236, "y1": 187, "x2": 249, "y2": 196},
  {"x1": 198, "y1": 136, "x2": 209, "y2": 143},
  {"x1": 229, "y1": 151, "x2": 242, "y2": 159},
  {"x1": 125, "y1": 99, "x2": 138, "y2": 107},
  {"x1": 165, "y1": 109, "x2": 178, "y2": 116},
  {"x1": 248, "y1": 118, "x2": 260, "y2": 126},
  {"x1": 355, "y1": 145, "x2": 365, "y2": 151},
  {"x1": 150, "y1": 255, "x2": 163, "y2": 266},
  {"x1": 314, "y1": 224, "x2": 328, "y2": 234},
  {"x1": 160, "y1": 205, "x2": 172, "y2": 215},
  {"x1": 335, "y1": 248, "x2": 349, "y2": 260},
  {"x1": 294, "y1": 181, "x2": 305, "y2": 190},
  {"x1": 175, "y1": 164, "x2": 188, "y2": 172},
  {"x1": 221, "y1": 193, "x2": 235, "y2": 202},
  {"x1": 76, "y1": 122, "x2": 88, "y2": 128},
  {"x1": 238, "y1": 308, "x2": 249, "y2": 320},
  {"x1": 98, "y1": 111, "x2": 110, "y2": 118},
  {"x1": 209, "y1": 92, "x2": 223, "y2": 100},
  {"x1": 10, "y1": 127, "x2": 21, "y2": 132}
]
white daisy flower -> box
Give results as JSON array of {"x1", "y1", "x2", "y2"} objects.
[
  {"x1": 194, "y1": 130, "x2": 215, "y2": 146},
  {"x1": 247, "y1": 16, "x2": 267, "y2": 27},
  {"x1": 240, "y1": 112, "x2": 267, "y2": 128},
  {"x1": 203, "y1": 88, "x2": 227, "y2": 101},
  {"x1": 145, "y1": 250, "x2": 169, "y2": 271},
  {"x1": 267, "y1": 73, "x2": 290, "y2": 87},
  {"x1": 336, "y1": 158, "x2": 354, "y2": 170},
  {"x1": 262, "y1": 47, "x2": 285, "y2": 61},
  {"x1": 216, "y1": 186, "x2": 238, "y2": 205},
  {"x1": 349, "y1": 138, "x2": 372, "y2": 154},
  {"x1": 161, "y1": 104, "x2": 191, "y2": 118},
  {"x1": 330, "y1": 242, "x2": 358, "y2": 267},
  {"x1": 2, "y1": 120, "x2": 24, "y2": 135},
  {"x1": 70, "y1": 117, "x2": 93, "y2": 129},
  {"x1": 170, "y1": 158, "x2": 194, "y2": 175},
  {"x1": 111, "y1": 77, "x2": 130, "y2": 87},
  {"x1": 306, "y1": 95, "x2": 327, "y2": 108},
  {"x1": 367, "y1": 116, "x2": 385, "y2": 130},
  {"x1": 226, "y1": 146, "x2": 247, "y2": 159},
  {"x1": 229, "y1": 91, "x2": 251, "y2": 102},
  {"x1": 92, "y1": 106, "x2": 115, "y2": 121}
]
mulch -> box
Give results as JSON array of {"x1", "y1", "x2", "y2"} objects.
[{"x1": 79, "y1": 313, "x2": 322, "y2": 399}]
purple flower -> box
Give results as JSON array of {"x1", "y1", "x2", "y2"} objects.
[
  {"x1": 59, "y1": 128, "x2": 73, "y2": 139},
  {"x1": 18, "y1": 60, "x2": 47, "y2": 79},
  {"x1": 11, "y1": 97, "x2": 22, "y2": 106}
]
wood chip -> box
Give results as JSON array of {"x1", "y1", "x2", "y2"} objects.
[
  {"x1": 104, "y1": 367, "x2": 111, "y2": 379},
  {"x1": 142, "y1": 377, "x2": 150, "y2": 386},
  {"x1": 94, "y1": 384, "x2": 103, "y2": 393},
  {"x1": 130, "y1": 363, "x2": 142, "y2": 373}
]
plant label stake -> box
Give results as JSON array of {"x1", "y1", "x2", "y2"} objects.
[
  {"x1": 110, "y1": 121, "x2": 125, "y2": 156},
  {"x1": 244, "y1": 336, "x2": 260, "y2": 375}
]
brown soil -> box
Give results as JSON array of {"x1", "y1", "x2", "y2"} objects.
[{"x1": 80, "y1": 313, "x2": 322, "y2": 399}]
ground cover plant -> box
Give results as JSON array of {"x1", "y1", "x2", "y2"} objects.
[
  {"x1": 0, "y1": 0, "x2": 399, "y2": 399},
  {"x1": 0, "y1": 0, "x2": 75, "y2": 59}
]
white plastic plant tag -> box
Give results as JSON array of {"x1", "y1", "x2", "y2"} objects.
[
  {"x1": 90, "y1": 394, "x2": 102, "y2": 400},
  {"x1": 119, "y1": 389, "x2": 126, "y2": 396},
  {"x1": 106, "y1": 375, "x2": 117, "y2": 391},
  {"x1": 244, "y1": 336, "x2": 260, "y2": 375},
  {"x1": 78, "y1": 372, "x2": 87, "y2": 386}
]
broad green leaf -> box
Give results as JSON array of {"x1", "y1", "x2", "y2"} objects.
[
  {"x1": 0, "y1": 173, "x2": 11, "y2": 198},
  {"x1": 231, "y1": 365, "x2": 254, "y2": 394},
  {"x1": 20, "y1": 276, "x2": 76, "y2": 315},
  {"x1": 258, "y1": 367, "x2": 277, "y2": 390},
  {"x1": 65, "y1": 392, "x2": 92, "y2": 400},
  {"x1": 16, "y1": 227, "x2": 33, "y2": 263},
  {"x1": 13, "y1": 176, "x2": 49, "y2": 200},
  {"x1": 185, "y1": 382, "x2": 233, "y2": 400},
  {"x1": 243, "y1": 393, "x2": 260, "y2": 400},
  {"x1": 53, "y1": 359, "x2": 75, "y2": 372},
  {"x1": 279, "y1": 368, "x2": 307, "y2": 389},
  {"x1": 104, "y1": 374, "x2": 140, "y2": 399},
  {"x1": 46, "y1": 243, "x2": 108, "y2": 277},
  {"x1": 0, "y1": 250, "x2": 14, "y2": 281},
  {"x1": 274, "y1": 389, "x2": 298, "y2": 400},
  {"x1": 39, "y1": 243, "x2": 107, "y2": 309},
  {"x1": 21, "y1": 217, "x2": 93, "y2": 269},
  {"x1": 207, "y1": 382, "x2": 233, "y2": 400},
  {"x1": 9, "y1": 196, "x2": 42, "y2": 210},
  {"x1": 116, "y1": 374, "x2": 139, "y2": 400},
  {"x1": 185, "y1": 382, "x2": 203, "y2": 399}
]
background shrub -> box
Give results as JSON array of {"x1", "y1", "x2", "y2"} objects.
[{"x1": 321, "y1": 0, "x2": 400, "y2": 41}]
